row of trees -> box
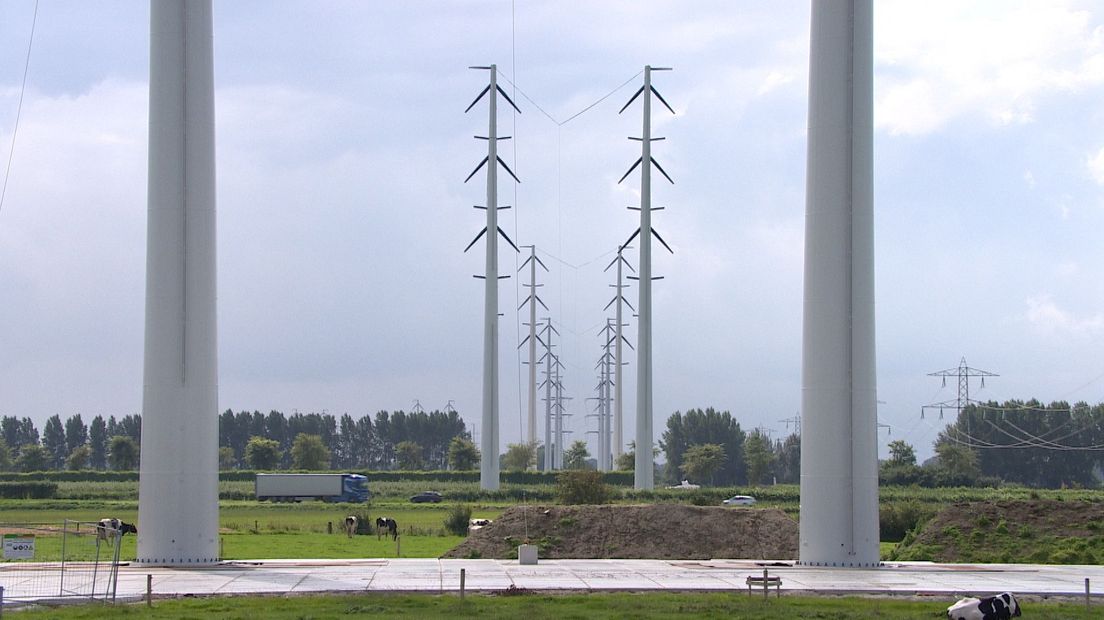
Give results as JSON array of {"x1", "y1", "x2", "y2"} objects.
[
  {"x1": 659, "y1": 408, "x2": 800, "y2": 486},
  {"x1": 219, "y1": 408, "x2": 471, "y2": 471},
  {"x1": 882, "y1": 400, "x2": 1104, "y2": 488},
  {"x1": 0, "y1": 414, "x2": 141, "y2": 472}
]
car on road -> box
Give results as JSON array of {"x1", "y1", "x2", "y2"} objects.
[
  {"x1": 409, "y1": 491, "x2": 443, "y2": 503},
  {"x1": 722, "y1": 495, "x2": 756, "y2": 506}
]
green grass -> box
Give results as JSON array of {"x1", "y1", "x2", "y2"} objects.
[
  {"x1": 10, "y1": 591, "x2": 1102, "y2": 619},
  {"x1": 220, "y1": 532, "x2": 462, "y2": 559}
]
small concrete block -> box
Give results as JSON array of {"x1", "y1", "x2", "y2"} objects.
[{"x1": 518, "y1": 544, "x2": 538, "y2": 565}]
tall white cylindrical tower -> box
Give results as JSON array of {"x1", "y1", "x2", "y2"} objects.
[
  {"x1": 799, "y1": 0, "x2": 879, "y2": 567},
  {"x1": 634, "y1": 67, "x2": 655, "y2": 490},
  {"x1": 480, "y1": 66, "x2": 501, "y2": 490},
  {"x1": 136, "y1": 0, "x2": 220, "y2": 565}
]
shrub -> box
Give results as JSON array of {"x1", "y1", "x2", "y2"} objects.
[
  {"x1": 444, "y1": 504, "x2": 473, "y2": 536},
  {"x1": 879, "y1": 501, "x2": 935, "y2": 542},
  {"x1": 556, "y1": 470, "x2": 611, "y2": 505}
]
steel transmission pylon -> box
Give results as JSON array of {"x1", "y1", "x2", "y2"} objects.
[
  {"x1": 518, "y1": 246, "x2": 549, "y2": 448},
  {"x1": 618, "y1": 65, "x2": 675, "y2": 489},
  {"x1": 462, "y1": 64, "x2": 522, "y2": 490},
  {"x1": 922, "y1": 357, "x2": 999, "y2": 419},
  {"x1": 604, "y1": 245, "x2": 635, "y2": 463}
]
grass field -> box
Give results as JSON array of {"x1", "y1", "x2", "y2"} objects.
[
  {"x1": 2, "y1": 479, "x2": 1102, "y2": 562},
  {"x1": 10, "y1": 591, "x2": 1102, "y2": 619}
]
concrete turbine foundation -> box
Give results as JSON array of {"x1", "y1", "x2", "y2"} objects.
[
  {"x1": 798, "y1": 0, "x2": 879, "y2": 567},
  {"x1": 136, "y1": 0, "x2": 220, "y2": 565}
]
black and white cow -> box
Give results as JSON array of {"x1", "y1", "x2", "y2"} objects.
[
  {"x1": 376, "y1": 517, "x2": 398, "y2": 541},
  {"x1": 343, "y1": 516, "x2": 358, "y2": 538},
  {"x1": 947, "y1": 592, "x2": 1021, "y2": 620},
  {"x1": 96, "y1": 518, "x2": 137, "y2": 546}
]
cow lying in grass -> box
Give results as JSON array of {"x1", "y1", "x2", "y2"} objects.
[
  {"x1": 96, "y1": 518, "x2": 137, "y2": 546},
  {"x1": 947, "y1": 592, "x2": 1021, "y2": 620},
  {"x1": 343, "y1": 516, "x2": 358, "y2": 538},
  {"x1": 376, "y1": 517, "x2": 398, "y2": 541}
]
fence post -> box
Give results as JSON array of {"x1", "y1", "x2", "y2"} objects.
[
  {"x1": 146, "y1": 574, "x2": 152, "y2": 607},
  {"x1": 1087, "y1": 578, "x2": 1091, "y2": 609},
  {"x1": 460, "y1": 568, "x2": 466, "y2": 601},
  {"x1": 327, "y1": 521, "x2": 333, "y2": 535},
  {"x1": 2, "y1": 584, "x2": 5, "y2": 618},
  {"x1": 762, "y1": 569, "x2": 769, "y2": 600},
  {"x1": 396, "y1": 535, "x2": 401, "y2": 557}
]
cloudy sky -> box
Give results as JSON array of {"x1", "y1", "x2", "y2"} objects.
[{"x1": 2, "y1": 1, "x2": 1103, "y2": 462}]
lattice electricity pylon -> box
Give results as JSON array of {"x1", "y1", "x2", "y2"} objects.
[
  {"x1": 618, "y1": 65, "x2": 675, "y2": 490},
  {"x1": 921, "y1": 357, "x2": 999, "y2": 419},
  {"x1": 537, "y1": 317, "x2": 559, "y2": 471},
  {"x1": 604, "y1": 245, "x2": 635, "y2": 461},
  {"x1": 444, "y1": 400, "x2": 457, "y2": 415},
  {"x1": 518, "y1": 246, "x2": 549, "y2": 447},
  {"x1": 778, "y1": 414, "x2": 801, "y2": 436},
  {"x1": 463, "y1": 64, "x2": 522, "y2": 491}
]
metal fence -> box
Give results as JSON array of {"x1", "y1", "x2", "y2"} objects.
[{"x1": 0, "y1": 520, "x2": 123, "y2": 607}]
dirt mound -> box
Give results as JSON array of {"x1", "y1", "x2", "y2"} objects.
[
  {"x1": 892, "y1": 499, "x2": 1104, "y2": 564},
  {"x1": 442, "y1": 504, "x2": 797, "y2": 560}
]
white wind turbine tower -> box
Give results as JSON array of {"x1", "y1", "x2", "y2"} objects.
[
  {"x1": 137, "y1": 0, "x2": 219, "y2": 565},
  {"x1": 799, "y1": 0, "x2": 879, "y2": 567},
  {"x1": 618, "y1": 66, "x2": 676, "y2": 489},
  {"x1": 518, "y1": 246, "x2": 549, "y2": 447},
  {"x1": 463, "y1": 64, "x2": 522, "y2": 490},
  {"x1": 603, "y1": 245, "x2": 634, "y2": 462}
]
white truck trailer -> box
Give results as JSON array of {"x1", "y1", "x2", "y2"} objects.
[{"x1": 254, "y1": 473, "x2": 369, "y2": 503}]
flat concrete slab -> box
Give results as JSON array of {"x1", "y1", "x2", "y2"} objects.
[{"x1": 4, "y1": 559, "x2": 1103, "y2": 603}]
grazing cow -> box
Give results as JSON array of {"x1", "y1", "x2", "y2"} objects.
[
  {"x1": 947, "y1": 592, "x2": 1021, "y2": 620},
  {"x1": 96, "y1": 518, "x2": 137, "y2": 546},
  {"x1": 376, "y1": 517, "x2": 398, "y2": 541},
  {"x1": 343, "y1": 516, "x2": 358, "y2": 538}
]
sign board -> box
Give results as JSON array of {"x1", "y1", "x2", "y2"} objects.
[{"x1": 3, "y1": 534, "x2": 34, "y2": 559}]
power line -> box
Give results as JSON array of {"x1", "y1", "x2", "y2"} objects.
[{"x1": 1, "y1": 0, "x2": 39, "y2": 215}]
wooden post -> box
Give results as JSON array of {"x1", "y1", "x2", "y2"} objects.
[
  {"x1": 396, "y1": 535, "x2": 401, "y2": 557},
  {"x1": 1087, "y1": 577, "x2": 1091, "y2": 609},
  {"x1": 762, "y1": 569, "x2": 769, "y2": 599},
  {"x1": 146, "y1": 574, "x2": 152, "y2": 607},
  {"x1": 327, "y1": 521, "x2": 333, "y2": 535},
  {"x1": 220, "y1": 537, "x2": 224, "y2": 559},
  {"x1": 460, "y1": 568, "x2": 466, "y2": 601},
  {"x1": 2, "y1": 584, "x2": 6, "y2": 618}
]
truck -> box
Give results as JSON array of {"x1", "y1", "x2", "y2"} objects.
[{"x1": 254, "y1": 473, "x2": 370, "y2": 503}]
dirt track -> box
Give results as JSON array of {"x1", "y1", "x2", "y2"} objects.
[{"x1": 443, "y1": 504, "x2": 798, "y2": 560}]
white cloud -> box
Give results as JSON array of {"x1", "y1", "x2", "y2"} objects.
[
  {"x1": 1025, "y1": 295, "x2": 1104, "y2": 335},
  {"x1": 757, "y1": 70, "x2": 794, "y2": 96},
  {"x1": 1088, "y1": 146, "x2": 1104, "y2": 184},
  {"x1": 1023, "y1": 170, "x2": 1036, "y2": 188},
  {"x1": 875, "y1": 1, "x2": 1104, "y2": 135}
]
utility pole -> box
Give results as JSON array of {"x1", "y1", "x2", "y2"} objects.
[
  {"x1": 463, "y1": 64, "x2": 522, "y2": 490},
  {"x1": 588, "y1": 321, "x2": 615, "y2": 471},
  {"x1": 538, "y1": 317, "x2": 558, "y2": 470},
  {"x1": 552, "y1": 356, "x2": 569, "y2": 469},
  {"x1": 604, "y1": 246, "x2": 634, "y2": 462},
  {"x1": 518, "y1": 246, "x2": 549, "y2": 447},
  {"x1": 619, "y1": 65, "x2": 675, "y2": 489},
  {"x1": 922, "y1": 357, "x2": 998, "y2": 419}
]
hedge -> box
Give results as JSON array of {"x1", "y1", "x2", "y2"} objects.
[
  {"x1": 0, "y1": 481, "x2": 58, "y2": 499},
  {"x1": 0, "y1": 469, "x2": 637, "y2": 486}
]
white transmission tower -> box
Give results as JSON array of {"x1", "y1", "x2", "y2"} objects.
[
  {"x1": 462, "y1": 64, "x2": 522, "y2": 490},
  {"x1": 618, "y1": 65, "x2": 676, "y2": 489},
  {"x1": 518, "y1": 246, "x2": 549, "y2": 447}
]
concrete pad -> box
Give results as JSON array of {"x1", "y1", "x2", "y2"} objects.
[{"x1": 6, "y1": 558, "x2": 1103, "y2": 603}]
